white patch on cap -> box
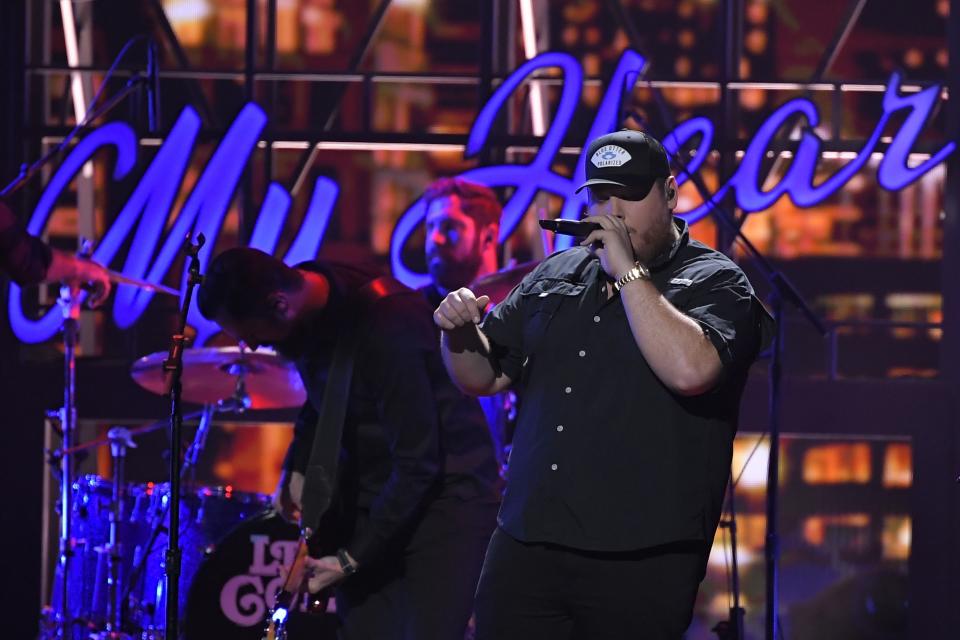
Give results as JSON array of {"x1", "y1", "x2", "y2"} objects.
[{"x1": 590, "y1": 144, "x2": 632, "y2": 168}]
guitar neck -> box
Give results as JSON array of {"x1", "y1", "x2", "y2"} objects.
[{"x1": 276, "y1": 536, "x2": 310, "y2": 608}]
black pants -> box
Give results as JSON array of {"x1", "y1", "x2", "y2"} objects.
[
  {"x1": 474, "y1": 528, "x2": 706, "y2": 640},
  {"x1": 334, "y1": 496, "x2": 498, "y2": 640}
]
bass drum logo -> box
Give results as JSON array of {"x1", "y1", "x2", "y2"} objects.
[{"x1": 184, "y1": 511, "x2": 337, "y2": 639}]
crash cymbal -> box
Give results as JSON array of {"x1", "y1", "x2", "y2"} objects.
[
  {"x1": 470, "y1": 260, "x2": 540, "y2": 306},
  {"x1": 130, "y1": 346, "x2": 306, "y2": 409}
]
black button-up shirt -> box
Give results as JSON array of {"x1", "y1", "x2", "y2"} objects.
[
  {"x1": 284, "y1": 262, "x2": 500, "y2": 565},
  {"x1": 480, "y1": 218, "x2": 772, "y2": 552}
]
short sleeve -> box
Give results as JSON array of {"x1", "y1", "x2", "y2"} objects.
[
  {"x1": 679, "y1": 267, "x2": 770, "y2": 373},
  {"x1": 478, "y1": 282, "x2": 526, "y2": 383}
]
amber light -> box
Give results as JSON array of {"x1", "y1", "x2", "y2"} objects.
[{"x1": 802, "y1": 443, "x2": 871, "y2": 484}]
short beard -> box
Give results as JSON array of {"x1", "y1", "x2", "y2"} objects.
[
  {"x1": 427, "y1": 241, "x2": 484, "y2": 293},
  {"x1": 635, "y1": 214, "x2": 677, "y2": 265}
]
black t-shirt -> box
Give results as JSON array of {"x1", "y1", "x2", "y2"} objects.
[
  {"x1": 480, "y1": 218, "x2": 773, "y2": 552},
  {"x1": 284, "y1": 262, "x2": 500, "y2": 565}
]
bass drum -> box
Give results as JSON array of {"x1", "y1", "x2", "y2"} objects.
[
  {"x1": 183, "y1": 510, "x2": 338, "y2": 639},
  {"x1": 137, "y1": 484, "x2": 272, "y2": 631}
]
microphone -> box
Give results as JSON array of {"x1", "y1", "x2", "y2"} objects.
[
  {"x1": 146, "y1": 40, "x2": 160, "y2": 133},
  {"x1": 538, "y1": 219, "x2": 601, "y2": 237}
]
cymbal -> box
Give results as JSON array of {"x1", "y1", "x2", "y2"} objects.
[
  {"x1": 107, "y1": 268, "x2": 180, "y2": 297},
  {"x1": 130, "y1": 346, "x2": 306, "y2": 409},
  {"x1": 470, "y1": 260, "x2": 540, "y2": 306}
]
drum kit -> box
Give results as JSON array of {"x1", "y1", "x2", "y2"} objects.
[
  {"x1": 38, "y1": 270, "x2": 334, "y2": 640},
  {"x1": 37, "y1": 257, "x2": 537, "y2": 640}
]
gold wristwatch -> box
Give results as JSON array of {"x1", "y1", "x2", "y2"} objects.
[{"x1": 614, "y1": 261, "x2": 650, "y2": 291}]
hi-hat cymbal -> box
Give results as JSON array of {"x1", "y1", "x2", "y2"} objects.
[
  {"x1": 470, "y1": 260, "x2": 540, "y2": 306},
  {"x1": 130, "y1": 346, "x2": 306, "y2": 409}
]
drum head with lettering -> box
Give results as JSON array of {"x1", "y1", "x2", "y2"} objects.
[{"x1": 183, "y1": 510, "x2": 338, "y2": 639}]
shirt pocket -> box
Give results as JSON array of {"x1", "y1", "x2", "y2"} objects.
[
  {"x1": 661, "y1": 276, "x2": 695, "y2": 307},
  {"x1": 519, "y1": 278, "x2": 585, "y2": 355}
]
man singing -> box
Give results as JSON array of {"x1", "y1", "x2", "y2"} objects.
[
  {"x1": 434, "y1": 130, "x2": 773, "y2": 639},
  {"x1": 198, "y1": 248, "x2": 500, "y2": 639}
]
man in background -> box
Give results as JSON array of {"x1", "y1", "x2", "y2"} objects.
[
  {"x1": 198, "y1": 248, "x2": 500, "y2": 640},
  {"x1": 419, "y1": 177, "x2": 512, "y2": 471}
]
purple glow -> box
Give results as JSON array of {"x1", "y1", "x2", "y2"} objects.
[{"x1": 8, "y1": 50, "x2": 954, "y2": 343}]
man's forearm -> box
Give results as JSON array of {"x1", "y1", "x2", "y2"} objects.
[
  {"x1": 440, "y1": 325, "x2": 506, "y2": 396},
  {"x1": 619, "y1": 279, "x2": 722, "y2": 396}
]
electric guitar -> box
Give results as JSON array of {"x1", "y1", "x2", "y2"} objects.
[{"x1": 262, "y1": 535, "x2": 331, "y2": 640}]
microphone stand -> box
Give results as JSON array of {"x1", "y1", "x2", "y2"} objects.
[
  {"x1": 1, "y1": 74, "x2": 149, "y2": 199},
  {"x1": 160, "y1": 232, "x2": 204, "y2": 638}
]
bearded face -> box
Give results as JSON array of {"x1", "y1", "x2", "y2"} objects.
[{"x1": 425, "y1": 195, "x2": 488, "y2": 292}]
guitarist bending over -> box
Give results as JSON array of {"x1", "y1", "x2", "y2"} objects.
[{"x1": 199, "y1": 248, "x2": 501, "y2": 639}]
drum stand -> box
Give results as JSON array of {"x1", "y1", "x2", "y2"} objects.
[
  {"x1": 54, "y1": 284, "x2": 81, "y2": 639},
  {"x1": 90, "y1": 428, "x2": 138, "y2": 640}
]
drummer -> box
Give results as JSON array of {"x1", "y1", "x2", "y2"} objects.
[{"x1": 418, "y1": 177, "x2": 512, "y2": 471}]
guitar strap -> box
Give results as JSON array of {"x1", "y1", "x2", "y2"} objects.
[{"x1": 299, "y1": 275, "x2": 409, "y2": 534}]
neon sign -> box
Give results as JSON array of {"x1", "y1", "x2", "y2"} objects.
[{"x1": 8, "y1": 49, "x2": 954, "y2": 343}]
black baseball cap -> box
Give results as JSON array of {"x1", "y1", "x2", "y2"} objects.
[{"x1": 575, "y1": 130, "x2": 671, "y2": 197}]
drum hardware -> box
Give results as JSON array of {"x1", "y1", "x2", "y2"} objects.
[
  {"x1": 130, "y1": 346, "x2": 306, "y2": 410},
  {"x1": 102, "y1": 427, "x2": 137, "y2": 638},
  {"x1": 41, "y1": 236, "x2": 313, "y2": 638},
  {"x1": 160, "y1": 232, "x2": 206, "y2": 640},
  {"x1": 120, "y1": 402, "x2": 216, "y2": 616},
  {"x1": 55, "y1": 278, "x2": 83, "y2": 638}
]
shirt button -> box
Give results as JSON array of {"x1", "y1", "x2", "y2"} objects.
[
  {"x1": 564, "y1": 386, "x2": 572, "y2": 394},
  {"x1": 593, "y1": 315, "x2": 601, "y2": 323},
  {"x1": 578, "y1": 350, "x2": 586, "y2": 357},
  {"x1": 556, "y1": 425, "x2": 564, "y2": 432},
  {"x1": 551, "y1": 464, "x2": 558, "y2": 471}
]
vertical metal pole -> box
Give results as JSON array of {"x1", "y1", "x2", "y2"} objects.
[
  {"x1": 241, "y1": 0, "x2": 257, "y2": 242},
  {"x1": 727, "y1": 478, "x2": 745, "y2": 640},
  {"x1": 265, "y1": 0, "x2": 277, "y2": 184},
  {"x1": 942, "y1": 1, "x2": 960, "y2": 380},
  {"x1": 765, "y1": 292, "x2": 783, "y2": 640},
  {"x1": 478, "y1": 0, "x2": 495, "y2": 166},
  {"x1": 57, "y1": 289, "x2": 80, "y2": 637},
  {"x1": 718, "y1": 0, "x2": 742, "y2": 255},
  {"x1": 106, "y1": 429, "x2": 131, "y2": 633}
]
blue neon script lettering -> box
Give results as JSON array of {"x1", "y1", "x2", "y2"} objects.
[
  {"x1": 10, "y1": 50, "x2": 953, "y2": 340},
  {"x1": 392, "y1": 50, "x2": 661, "y2": 287},
  {"x1": 9, "y1": 104, "x2": 338, "y2": 343}
]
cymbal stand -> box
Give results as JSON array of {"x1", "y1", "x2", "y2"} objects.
[
  {"x1": 54, "y1": 283, "x2": 81, "y2": 638},
  {"x1": 94, "y1": 428, "x2": 137, "y2": 640},
  {"x1": 160, "y1": 232, "x2": 204, "y2": 639}
]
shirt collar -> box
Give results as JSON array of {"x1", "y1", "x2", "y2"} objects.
[{"x1": 648, "y1": 217, "x2": 688, "y2": 271}]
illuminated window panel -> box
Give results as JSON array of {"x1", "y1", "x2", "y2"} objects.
[
  {"x1": 886, "y1": 293, "x2": 942, "y2": 341},
  {"x1": 881, "y1": 515, "x2": 912, "y2": 560},
  {"x1": 802, "y1": 514, "x2": 871, "y2": 548},
  {"x1": 802, "y1": 443, "x2": 871, "y2": 484},
  {"x1": 882, "y1": 443, "x2": 913, "y2": 488}
]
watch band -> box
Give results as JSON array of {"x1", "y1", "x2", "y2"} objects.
[
  {"x1": 336, "y1": 548, "x2": 357, "y2": 576},
  {"x1": 614, "y1": 262, "x2": 649, "y2": 291}
]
